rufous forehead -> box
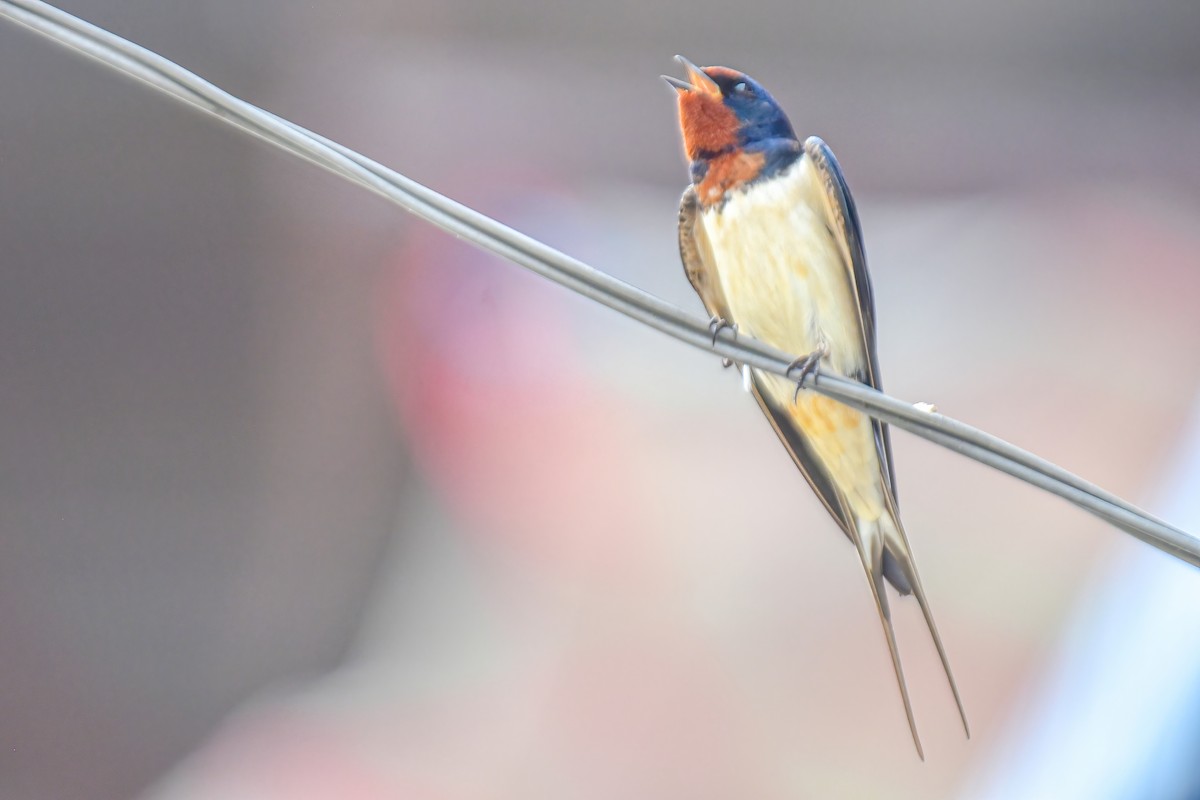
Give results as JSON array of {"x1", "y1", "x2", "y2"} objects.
[
  {"x1": 677, "y1": 90, "x2": 739, "y2": 160},
  {"x1": 702, "y1": 66, "x2": 744, "y2": 82}
]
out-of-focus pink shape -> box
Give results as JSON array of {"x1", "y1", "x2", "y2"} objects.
[{"x1": 374, "y1": 174, "x2": 660, "y2": 579}]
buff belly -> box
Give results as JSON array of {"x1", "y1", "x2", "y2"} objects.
[{"x1": 700, "y1": 157, "x2": 886, "y2": 521}]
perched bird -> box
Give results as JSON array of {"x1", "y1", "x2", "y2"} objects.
[{"x1": 665, "y1": 56, "x2": 968, "y2": 758}]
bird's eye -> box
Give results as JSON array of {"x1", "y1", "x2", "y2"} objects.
[{"x1": 732, "y1": 82, "x2": 749, "y2": 94}]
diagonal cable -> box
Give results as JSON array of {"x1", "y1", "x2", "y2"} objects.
[{"x1": 2, "y1": 0, "x2": 1198, "y2": 568}]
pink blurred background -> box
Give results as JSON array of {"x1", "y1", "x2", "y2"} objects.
[{"x1": 2, "y1": 1, "x2": 1200, "y2": 798}]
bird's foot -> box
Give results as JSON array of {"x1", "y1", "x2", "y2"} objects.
[
  {"x1": 709, "y1": 316, "x2": 739, "y2": 370},
  {"x1": 787, "y1": 342, "x2": 830, "y2": 402},
  {"x1": 707, "y1": 315, "x2": 738, "y2": 346}
]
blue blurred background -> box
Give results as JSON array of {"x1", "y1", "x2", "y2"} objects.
[{"x1": 2, "y1": 1, "x2": 1200, "y2": 798}]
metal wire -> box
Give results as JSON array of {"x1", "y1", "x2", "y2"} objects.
[{"x1": 3, "y1": 0, "x2": 1198, "y2": 568}]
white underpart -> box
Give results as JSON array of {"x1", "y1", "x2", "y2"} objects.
[
  {"x1": 700, "y1": 156, "x2": 886, "y2": 520},
  {"x1": 700, "y1": 157, "x2": 864, "y2": 372}
]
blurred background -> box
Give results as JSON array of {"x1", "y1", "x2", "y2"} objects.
[{"x1": 2, "y1": 1, "x2": 1200, "y2": 798}]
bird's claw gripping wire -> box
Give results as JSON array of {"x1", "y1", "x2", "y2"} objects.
[
  {"x1": 787, "y1": 342, "x2": 830, "y2": 402},
  {"x1": 708, "y1": 316, "x2": 739, "y2": 369},
  {"x1": 708, "y1": 315, "x2": 737, "y2": 346},
  {"x1": 706, "y1": 315, "x2": 739, "y2": 369}
]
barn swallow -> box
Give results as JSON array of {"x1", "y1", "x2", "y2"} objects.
[{"x1": 665, "y1": 56, "x2": 968, "y2": 758}]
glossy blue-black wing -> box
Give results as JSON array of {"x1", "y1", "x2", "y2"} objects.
[
  {"x1": 803, "y1": 136, "x2": 898, "y2": 504},
  {"x1": 806, "y1": 139, "x2": 971, "y2": 738}
]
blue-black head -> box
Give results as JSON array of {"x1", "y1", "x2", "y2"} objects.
[{"x1": 664, "y1": 56, "x2": 797, "y2": 162}]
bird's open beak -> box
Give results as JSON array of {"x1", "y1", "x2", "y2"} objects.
[{"x1": 661, "y1": 55, "x2": 721, "y2": 96}]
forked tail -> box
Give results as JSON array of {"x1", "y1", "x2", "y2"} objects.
[
  {"x1": 880, "y1": 504, "x2": 971, "y2": 741},
  {"x1": 848, "y1": 506, "x2": 970, "y2": 759}
]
